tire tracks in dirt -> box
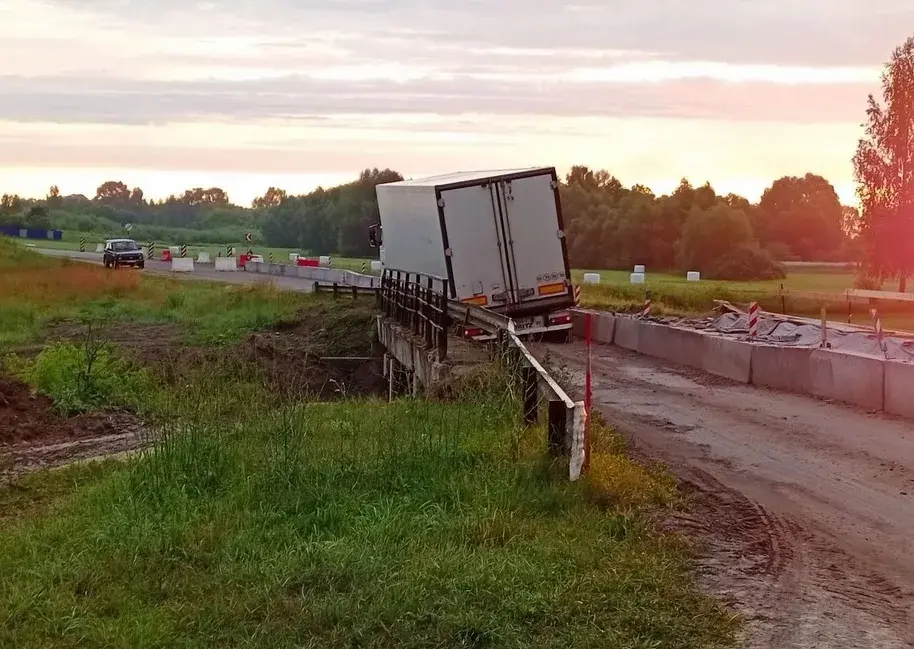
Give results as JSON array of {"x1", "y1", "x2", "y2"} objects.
[{"x1": 538, "y1": 341, "x2": 914, "y2": 648}]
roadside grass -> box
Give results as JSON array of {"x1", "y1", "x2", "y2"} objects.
[
  {"x1": 0, "y1": 366, "x2": 738, "y2": 649},
  {"x1": 573, "y1": 268, "x2": 914, "y2": 331},
  {"x1": 0, "y1": 239, "x2": 333, "y2": 347}
]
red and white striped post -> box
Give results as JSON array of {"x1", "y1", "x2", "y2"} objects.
[
  {"x1": 584, "y1": 311, "x2": 593, "y2": 473},
  {"x1": 641, "y1": 291, "x2": 652, "y2": 318},
  {"x1": 870, "y1": 308, "x2": 887, "y2": 357},
  {"x1": 574, "y1": 285, "x2": 582, "y2": 306},
  {"x1": 748, "y1": 302, "x2": 759, "y2": 338}
]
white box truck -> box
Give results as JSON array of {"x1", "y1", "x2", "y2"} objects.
[{"x1": 374, "y1": 167, "x2": 574, "y2": 336}]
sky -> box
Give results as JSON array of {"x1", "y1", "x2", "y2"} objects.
[{"x1": 1, "y1": 1, "x2": 911, "y2": 206}]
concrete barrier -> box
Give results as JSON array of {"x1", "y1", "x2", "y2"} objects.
[
  {"x1": 583, "y1": 272, "x2": 600, "y2": 284},
  {"x1": 751, "y1": 345, "x2": 813, "y2": 394},
  {"x1": 171, "y1": 258, "x2": 194, "y2": 272},
  {"x1": 197, "y1": 252, "x2": 211, "y2": 263},
  {"x1": 214, "y1": 257, "x2": 237, "y2": 271},
  {"x1": 809, "y1": 349, "x2": 885, "y2": 410},
  {"x1": 703, "y1": 336, "x2": 752, "y2": 383},
  {"x1": 371, "y1": 260, "x2": 383, "y2": 272},
  {"x1": 614, "y1": 317, "x2": 641, "y2": 352},
  {"x1": 640, "y1": 324, "x2": 706, "y2": 368},
  {"x1": 95, "y1": 243, "x2": 104, "y2": 252},
  {"x1": 884, "y1": 361, "x2": 914, "y2": 419}
]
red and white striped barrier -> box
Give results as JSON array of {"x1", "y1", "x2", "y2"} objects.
[
  {"x1": 640, "y1": 297, "x2": 652, "y2": 318},
  {"x1": 573, "y1": 285, "x2": 581, "y2": 305},
  {"x1": 870, "y1": 308, "x2": 888, "y2": 356},
  {"x1": 748, "y1": 302, "x2": 759, "y2": 338}
]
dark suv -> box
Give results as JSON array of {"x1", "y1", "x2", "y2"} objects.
[{"x1": 103, "y1": 239, "x2": 145, "y2": 269}]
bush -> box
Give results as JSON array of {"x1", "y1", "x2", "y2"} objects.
[
  {"x1": 705, "y1": 244, "x2": 786, "y2": 281},
  {"x1": 854, "y1": 273, "x2": 880, "y2": 290},
  {"x1": 18, "y1": 340, "x2": 149, "y2": 414}
]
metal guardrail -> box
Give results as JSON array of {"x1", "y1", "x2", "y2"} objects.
[
  {"x1": 313, "y1": 282, "x2": 379, "y2": 298},
  {"x1": 380, "y1": 269, "x2": 584, "y2": 470}
]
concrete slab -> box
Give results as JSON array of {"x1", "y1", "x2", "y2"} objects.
[
  {"x1": 571, "y1": 310, "x2": 615, "y2": 344},
  {"x1": 171, "y1": 258, "x2": 194, "y2": 272},
  {"x1": 614, "y1": 316, "x2": 641, "y2": 352},
  {"x1": 884, "y1": 361, "x2": 914, "y2": 419},
  {"x1": 703, "y1": 336, "x2": 752, "y2": 383},
  {"x1": 639, "y1": 323, "x2": 705, "y2": 369},
  {"x1": 214, "y1": 257, "x2": 237, "y2": 271},
  {"x1": 809, "y1": 349, "x2": 885, "y2": 410},
  {"x1": 751, "y1": 345, "x2": 813, "y2": 394}
]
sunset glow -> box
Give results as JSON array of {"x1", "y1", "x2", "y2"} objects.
[{"x1": 1, "y1": 0, "x2": 910, "y2": 204}]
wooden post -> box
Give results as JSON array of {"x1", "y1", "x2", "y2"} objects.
[
  {"x1": 820, "y1": 307, "x2": 827, "y2": 347},
  {"x1": 547, "y1": 401, "x2": 566, "y2": 456},
  {"x1": 332, "y1": 283, "x2": 339, "y2": 298},
  {"x1": 780, "y1": 283, "x2": 786, "y2": 314},
  {"x1": 522, "y1": 366, "x2": 538, "y2": 425}
]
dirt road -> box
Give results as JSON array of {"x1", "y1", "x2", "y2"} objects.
[{"x1": 538, "y1": 341, "x2": 914, "y2": 649}]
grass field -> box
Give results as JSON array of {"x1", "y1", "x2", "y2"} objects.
[
  {"x1": 573, "y1": 267, "x2": 914, "y2": 332},
  {"x1": 0, "y1": 240, "x2": 739, "y2": 648}
]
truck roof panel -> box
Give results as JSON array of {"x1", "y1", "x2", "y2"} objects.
[{"x1": 385, "y1": 168, "x2": 554, "y2": 188}]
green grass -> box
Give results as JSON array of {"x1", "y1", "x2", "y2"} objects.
[
  {"x1": 0, "y1": 239, "x2": 739, "y2": 647},
  {"x1": 573, "y1": 267, "x2": 914, "y2": 331},
  {"x1": 0, "y1": 369, "x2": 737, "y2": 649}
]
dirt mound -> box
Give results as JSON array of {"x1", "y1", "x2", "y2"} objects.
[{"x1": 0, "y1": 376, "x2": 139, "y2": 445}]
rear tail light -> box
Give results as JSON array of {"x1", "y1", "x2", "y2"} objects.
[
  {"x1": 463, "y1": 327, "x2": 485, "y2": 338},
  {"x1": 548, "y1": 311, "x2": 572, "y2": 326}
]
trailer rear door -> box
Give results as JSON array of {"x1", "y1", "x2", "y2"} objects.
[
  {"x1": 439, "y1": 184, "x2": 510, "y2": 306},
  {"x1": 496, "y1": 173, "x2": 570, "y2": 305}
]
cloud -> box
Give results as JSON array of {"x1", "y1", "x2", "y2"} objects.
[
  {"x1": 0, "y1": 72, "x2": 876, "y2": 126},
  {"x1": 30, "y1": 0, "x2": 914, "y2": 66}
]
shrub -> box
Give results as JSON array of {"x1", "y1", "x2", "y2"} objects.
[
  {"x1": 705, "y1": 244, "x2": 786, "y2": 281},
  {"x1": 18, "y1": 340, "x2": 149, "y2": 414},
  {"x1": 853, "y1": 273, "x2": 880, "y2": 290}
]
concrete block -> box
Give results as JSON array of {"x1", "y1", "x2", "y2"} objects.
[
  {"x1": 703, "y1": 336, "x2": 752, "y2": 383},
  {"x1": 583, "y1": 272, "x2": 600, "y2": 284},
  {"x1": 639, "y1": 323, "x2": 705, "y2": 369},
  {"x1": 614, "y1": 317, "x2": 641, "y2": 352},
  {"x1": 883, "y1": 361, "x2": 914, "y2": 419},
  {"x1": 571, "y1": 311, "x2": 614, "y2": 344},
  {"x1": 371, "y1": 260, "x2": 383, "y2": 272},
  {"x1": 214, "y1": 257, "x2": 237, "y2": 271},
  {"x1": 751, "y1": 345, "x2": 813, "y2": 394},
  {"x1": 95, "y1": 243, "x2": 104, "y2": 252},
  {"x1": 634, "y1": 265, "x2": 645, "y2": 274},
  {"x1": 630, "y1": 272, "x2": 645, "y2": 284},
  {"x1": 171, "y1": 258, "x2": 194, "y2": 272},
  {"x1": 197, "y1": 252, "x2": 211, "y2": 263},
  {"x1": 810, "y1": 349, "x2": 884, "y2": 410}
]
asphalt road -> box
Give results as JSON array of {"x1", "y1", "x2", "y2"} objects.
[
  {"x1": 537, "y1": 340, "x2": 914, "y2": 649},
  {"x1": 35, "y1": 248, "x2": 320, "y2": 292}
]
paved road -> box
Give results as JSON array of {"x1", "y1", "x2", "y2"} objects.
[
  {"x1": 536, "y1": 341, "x2": 914, "y2": 649},
  {"x1": 35, "y1": 248, "x2": 320, "y2": 292}
]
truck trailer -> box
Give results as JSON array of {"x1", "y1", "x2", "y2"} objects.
[{"x1": 374, "y1": 167, "x2": 575, "y2": 337}]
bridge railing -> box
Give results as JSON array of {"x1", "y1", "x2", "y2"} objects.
[{"x1": 380, "y1": 269, "x2": 449, "y2": 360}]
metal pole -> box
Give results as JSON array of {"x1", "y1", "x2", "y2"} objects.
[{"x1": 584, "y1": 311, "x2": 593, "y2": 472}]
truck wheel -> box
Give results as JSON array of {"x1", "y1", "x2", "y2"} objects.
[{"x1": 138, "y1": 261, "x2": 145, "y2": 270}]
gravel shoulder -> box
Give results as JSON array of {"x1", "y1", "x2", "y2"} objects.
[{"x1": 537, "y1": 340, "x2": 914, "y2": 649}]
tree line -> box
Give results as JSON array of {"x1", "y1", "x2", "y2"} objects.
[{"x1": 0, "y1": 168, "x2": 857, "y2": 280}]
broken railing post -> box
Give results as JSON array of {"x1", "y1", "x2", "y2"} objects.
[
  {"x1": 547, "y1": 400, "x2": 567, "y2": 456},
  {"x1": 522, "y1": 366, "x2": 538, "y2": 425}
]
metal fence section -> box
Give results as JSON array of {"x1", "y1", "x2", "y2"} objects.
[{"x1": 380, "y1": 269, "x2": 449, "y2": 360}]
